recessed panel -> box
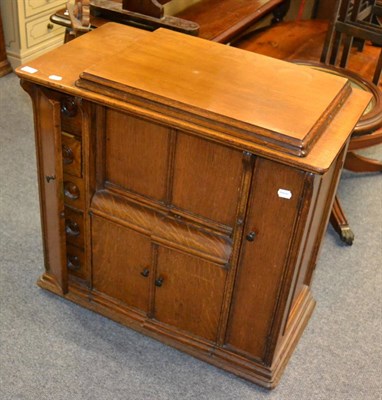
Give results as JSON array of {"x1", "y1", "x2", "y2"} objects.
[
  {"x1": 154, "y1": 246, "x2": 227, "y2": 342},
  {"x1": 105, "y1": 110, "x2": 170, "y2": 201},
  {"x1": 92, "y1": 216, "x2": 151, "y2": 313},
  {"x1": 172, "y1": 133, "x2": 243, "y2": 226}
]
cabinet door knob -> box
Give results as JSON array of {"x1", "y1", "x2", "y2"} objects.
[
  {"x1": 140, "y1": 268, "x2": 150, "y2": 277},
  {"x1": 155, "y1": 277, "x2": 164, "y2": 287},
  {"x1": 246, "y1": 231, "x2": 256, "y2": 242}
]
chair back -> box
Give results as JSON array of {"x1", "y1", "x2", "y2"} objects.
[{"x1": 320, "y1": 0, "x2": 382, "y2": 85}]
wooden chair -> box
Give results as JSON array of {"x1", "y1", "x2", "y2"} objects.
[{"x1": 233, "y1": 0, "x2": 382, "y2": 245}]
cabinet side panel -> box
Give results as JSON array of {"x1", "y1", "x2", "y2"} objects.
[
  {"x1": 225, "y1": 158, "x2": 306, "y2": 360},
  {"x1": 299, "y1": 145, "x2": 347, "y2": 290},
  {"x1": 289, "y1": 167, "x2": 336, "y2": 310},
  {"x1": 24, "y1": 83, "x2": 67, "y2": 293}
]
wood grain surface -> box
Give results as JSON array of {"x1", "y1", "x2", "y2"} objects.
[
  {"x1": 18, "y1": 20, "x2": 374, "y2": 388},
  {"x1": 16, "y1": 23, "x2": 371, "y2": 172},
  {"x1": 79, "y1": 27, "x2": 352, "y2": 155}
]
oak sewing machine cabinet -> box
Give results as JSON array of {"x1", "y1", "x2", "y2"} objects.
[{"x1": 16, "y1": 21, "x2": 370, "y2": 388}]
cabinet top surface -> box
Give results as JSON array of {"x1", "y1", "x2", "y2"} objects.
[
  {"x1": 77, "y1": 26, "x2": 352, "y2": 156},
  {"x1": 16, "y1": 23, "x2": 371, "y2": 172}
]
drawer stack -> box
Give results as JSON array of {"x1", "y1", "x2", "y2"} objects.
[{"x1": 60, "y1": 96, "x2": 86, "y2": 281}]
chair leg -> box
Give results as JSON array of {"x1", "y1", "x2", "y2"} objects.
[
  {"x1": 330, "y1": 195, "x2": 354, "y2": 245},
  {"x1": 344, "y1": 151, "x2": 382, "y2": 172}
]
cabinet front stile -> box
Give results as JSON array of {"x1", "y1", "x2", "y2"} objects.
[{"x1": 22, "y1": 82, "x2": 67, "y2": 294}]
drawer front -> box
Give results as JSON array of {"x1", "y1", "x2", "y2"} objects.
[
  {"x1": 24, "y1": 0, "x2": 66, "y2": 18},
  {"x1": 63, "y1": 174, "x2": 85, "y2": 210},
  {"x1": 65, "y1": 207, "x2": 84, "y2": 247},
  {"x1": 61, "y1": 96, "x2": 82, "y2": 136},
  {"x1": 66, "y1": 243, "x2": 85, "y2": 279},
  {"x1": 26, "y1": 13, "x2": 65, "y2": 48},
  {"x1": 62, "y1": 133, "x2": 82, "y2": 178}
]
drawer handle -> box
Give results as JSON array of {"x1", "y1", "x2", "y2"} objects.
[
  {"x1": 47, "y1": 23, "x2": 54, "y2": 31},
  {"x1": 140, "y1": 268, "x2": 150, "y2": 278},
  {"x1": 65, "y1": 220, "x2": 80, "y2": 236},
  {"x1": 62, "y1": 144, "x2": 74, "y2": 165},
  {"x1": 67, "y1": 254, "x2": 81, "y2": 271},
  {"x1": 246, "y1": 231, "x2": 256, "y2": 242},
  {"x1": 64, "y1": 181, "x2": 80, "y2": 200},
  {"x1": 155, "y1": 277, "x2": 164, "y2": 287}
]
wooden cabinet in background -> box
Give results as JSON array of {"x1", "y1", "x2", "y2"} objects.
[
  {"x1": 0, "y1": 0, "x2": 66, "y2": 68},
  {"x1": 16, "y1": 23, "x2": 371, "y2": 388},
  {"x1": 0, "y1": 9, "x2": 12, "y2": 76}
]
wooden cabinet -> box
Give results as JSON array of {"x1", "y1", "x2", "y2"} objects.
[
  {"x1": 0, "y1": 0, "x2": 66, "y2": 68},
  {"x1": 0, "y1": 9, "x2": 12, "y2": 76},
  {"x1": 16, "y1": 23, "x2": 371, "y2": 388}
]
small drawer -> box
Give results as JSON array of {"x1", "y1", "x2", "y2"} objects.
[
  {"x1": 63, "y1": 174, "x2": 85, "y2": 210},
  {"x1": 24, "y1": 0, "x2": 66, "y2": 18},
  {"x1": 62, "y1": 132, "x2": 82, "y2": 178},
  {"x1": 60, "y1": 96, "x2": 82, "y2": 136},
  {"x1": 66, "y1": 244, "x2": 86, "y2": 279},
  {"x1": 65, "y1": 207, "x2": 84, "y2": 247},
  {"x1": 26, "y1": 13, "x2": 65, "y2": 48}
]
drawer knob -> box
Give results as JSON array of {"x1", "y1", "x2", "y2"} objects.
[
  {"x1": 62, "y1": 144, "x2": 74, "y2": 165},
  {"x1": 67, "y1": 255, "x2": 80, "y2": 271},
  {"x1": 155, "y1": 277, "x2": 164, "y2": 287},
  {"x1": 47, "y1": 23, "x2": 54, "y2": 31},
  {"x1": 65, "y1": 220, "x2": 80, "y2": 236},
  {"x1": 140, "y1": 268, "x2": 150, "y2": 277},
  {"x1": 61, "y1": 97, "x2": 78, "y2": 117},
  {"x1": 64, "y1": 181, "x2": 80, "y2": 200},
  {"x1": 246, "y1": 231, "x2": 256, "y2": 242}
]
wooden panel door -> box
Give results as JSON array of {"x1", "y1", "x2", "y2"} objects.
[
  {"x1": 171, "y1": 132, "x2": 244, "y2": 227},
  {"x1": 153, "y1": 246, "x2": 227, "y2": 342},
  {"x1": 225, "y1": 158, "x2": 307, "y2": 361},
  {"x1": 92, "y1": 216, "x2": 152, "y2": 313},
  {"x1": 105, "y1": 109, "x2": 171, "y2": 201},
  {"x1": 23, "y1": 83, "x2": 67, "y2": 293}
]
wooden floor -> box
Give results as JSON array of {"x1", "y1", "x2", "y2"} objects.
[{"x1": 233, "y1": 20, "x2": 381, "y2": 90}]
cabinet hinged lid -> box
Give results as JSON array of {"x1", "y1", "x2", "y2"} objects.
[{"x1": 76, "y1": 27, "x2": 352, "y2": 157}]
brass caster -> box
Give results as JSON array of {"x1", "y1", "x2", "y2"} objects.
[{"x1": 339, "y1": 226, "x2": 354, "y2": 246}]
